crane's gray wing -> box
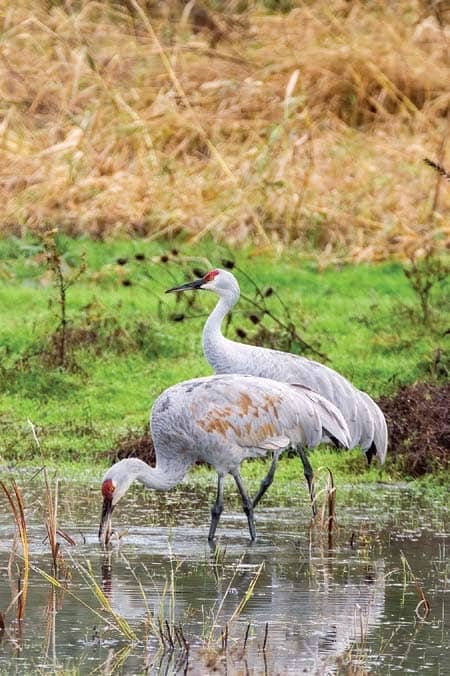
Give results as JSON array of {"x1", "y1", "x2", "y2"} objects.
[
  {"x1": 179, "y1": 375, "x2": 327, "y2": 454},
  {"x1": 151, "y1": 375, "x2": 351, "y2": 475}
]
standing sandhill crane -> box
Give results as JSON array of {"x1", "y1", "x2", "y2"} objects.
[
  {"x1": 166, "y1": 269, "x2": 388, "y2": 469},
  {"x1": 99, "y1": 375, "x2": 351, "y2": 543}
]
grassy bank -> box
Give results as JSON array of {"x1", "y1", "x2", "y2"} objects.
[
  {"x1": 0, "y1": 1, "x2": 449, "y2": 257},
  {"x1": 0, "y1": 236, "x2": 448, "y2": 480}
]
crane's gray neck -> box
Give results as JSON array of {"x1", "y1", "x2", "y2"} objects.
[
  {"x1": 202, "y1": 291, "x2": 239, "y2": 366},
  {"x1": 138, "y1": 460, "x2": 188, "y2": 491},
  {"x1": 112, "y1": 458, "x2": 189, "y2": 492}
]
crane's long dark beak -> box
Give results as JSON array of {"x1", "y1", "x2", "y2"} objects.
[
  {"x1": 165, "y1": 277, "x2": 204, "y2": 293},
  {"x1": 98, "y1": 497, "x2": 115, "y2": 545}
]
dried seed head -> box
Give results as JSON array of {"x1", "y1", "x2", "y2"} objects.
[
  {"x1": 192, "y1": 268, "x2": 205, "y2": 277},
  {"x1": 160, "y1": 255, "x2": 169, "y2": 263},
  {"x1": 221, "y1": 259, "x2": 235, "y2": 269},
  {"x1": 171, "y1": 249, "x2": 179, "y2": 256}
]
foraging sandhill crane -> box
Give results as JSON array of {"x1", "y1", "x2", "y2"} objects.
[
  {"x1": 166, "y1": 269, "x2": 388, "y2": 470},
  {"x1": 99, "y1": 375, "x2": 351, "y2": 543}
]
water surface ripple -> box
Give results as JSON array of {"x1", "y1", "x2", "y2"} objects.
[{"x1": 0, "y1": 479, "x2": 448, "y2": 674}]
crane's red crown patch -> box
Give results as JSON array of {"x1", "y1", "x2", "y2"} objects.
[
  {"x1": 203, "y1": 269, "x2": 220, "y2": 282},
  {"x1": 102, "y1": 478, "x2": 116, "y2": 499}
]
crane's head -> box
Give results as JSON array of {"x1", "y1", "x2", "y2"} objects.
[
  {"x1": 98, "y1": 462, "x2": 135, "y2": 545},
  {"x1": 165, "y1": 268, "x2": 240, "y2": 300}
]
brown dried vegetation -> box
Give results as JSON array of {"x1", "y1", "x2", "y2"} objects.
[
  {"x1": 378, "y1": 382, "x2": 450, "y2": 476},
  {"x1": 113, "y1": 429, "x2": 156, "y2": 466},
  {"x1": 0, "y1": 1, "x2": 449, "y2": 258}
]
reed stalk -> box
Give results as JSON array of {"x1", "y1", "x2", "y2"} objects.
[
  {"x1": 227, "y1": 561, "x2": 265, "y2": 626},
  {"x1": 0, "y1": 481, "x2": 29, "y2": 621},
  {"x1": 43, "y1": 469, "x2": 59, "y2": 574},
  {"x1": 31, "y1": 560, "x2": 137, "y2": 641},
  {"x1": 399, "y1": 551, "x2": 431, "y2": 620},
  {"x1": 316, "y1": 467, "x2": 337, "y2": 544}
]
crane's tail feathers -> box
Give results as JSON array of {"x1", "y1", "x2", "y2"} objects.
[
  {"x1": 290, "y1": 383, "x2": 387, "y2": 461},
  {"x1": 371, "y1": 404, "x2": 388, "y2": 464},
  {"x1": 357, "y1": 394, "x2": 375, "y2": 451},
  {"x1": 359, "y1": 392, "x2": 388, "y2": 464},
  {"x1": 317, "y1": 406, "x2": 352, "y2": 449},
  {"x1": 326, "y1": 433, "x2": 347, "y2": 450},
  {"x1": 290, "y1": 384, "x2": 352, "y2": 449}
]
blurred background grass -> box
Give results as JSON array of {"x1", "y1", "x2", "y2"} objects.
[{"x1": 0, "y1": 0, "x2": 448, "y2": 259}]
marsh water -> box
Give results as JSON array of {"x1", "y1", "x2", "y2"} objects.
[{"x1": 0, "y1": 475, "x2": 448, "y2": 675}]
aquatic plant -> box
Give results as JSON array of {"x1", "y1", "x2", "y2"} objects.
[
  {"x1": 31, "y1": 559, "x2": 137, "y2": 641},
  {"x1": 400, "y1": 551, "x2": 431, "y2": 620},
  {"x1": 43, "y1": 469, "x2": 76, "y2": 574},
  {"x1": 0, "y1": 481, "x2": 29, "y2": 621}
]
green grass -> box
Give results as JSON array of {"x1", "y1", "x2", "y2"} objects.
[
  {"x1": 0, "y1": 235, "x2": 448, "y2": 474},
  {"x1": 5, "y1": 450, "x2": 447, "y2": 511}
]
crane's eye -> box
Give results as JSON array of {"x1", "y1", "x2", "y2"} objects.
[
  {"x1": 102, "y1": 479, "x2": 116, "y2": 499},
  {"x1": 203, "y1": 270, "x2": 219, "y2": 283}
]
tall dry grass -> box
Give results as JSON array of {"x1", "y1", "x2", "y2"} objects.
[{"x1": 0, "y1": 0, "x2": 449, "y2": 260}]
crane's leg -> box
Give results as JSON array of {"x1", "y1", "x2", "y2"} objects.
[
  {"x1": 366, "y1": 442, "x2": 376, "y2": 466},
  {"x1": 232, "y1": 471, "x2": 257, "y2": 541},
  {"x1": 297, "y1": 446, "x2": 316, "y2": 517},
  {"x1": 252, "y1": 450, "x2": 281, "y2": 508},
  {"x1": 208, "y1": 474, "x2": 225, "y2": 541}
]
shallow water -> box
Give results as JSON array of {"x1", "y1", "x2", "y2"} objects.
[{"x1": 0, "y1": 477, "x2": 448, "y2": 674}]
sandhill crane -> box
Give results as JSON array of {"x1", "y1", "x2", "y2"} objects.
[
  {"x1": 166, "y1": 269, "x2": 388, "y2": 469},
  {"x1": 99, "y1": 375, "x2": 351, "y2": 543}
]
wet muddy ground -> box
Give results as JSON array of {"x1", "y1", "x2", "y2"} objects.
[{"x1": 0, "y1": 479, "x2": 448, "y2": 674}]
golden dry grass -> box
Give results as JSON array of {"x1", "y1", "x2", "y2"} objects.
[{"x1": 0, "y1": 0, "x2": 449, "y2": 260}]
